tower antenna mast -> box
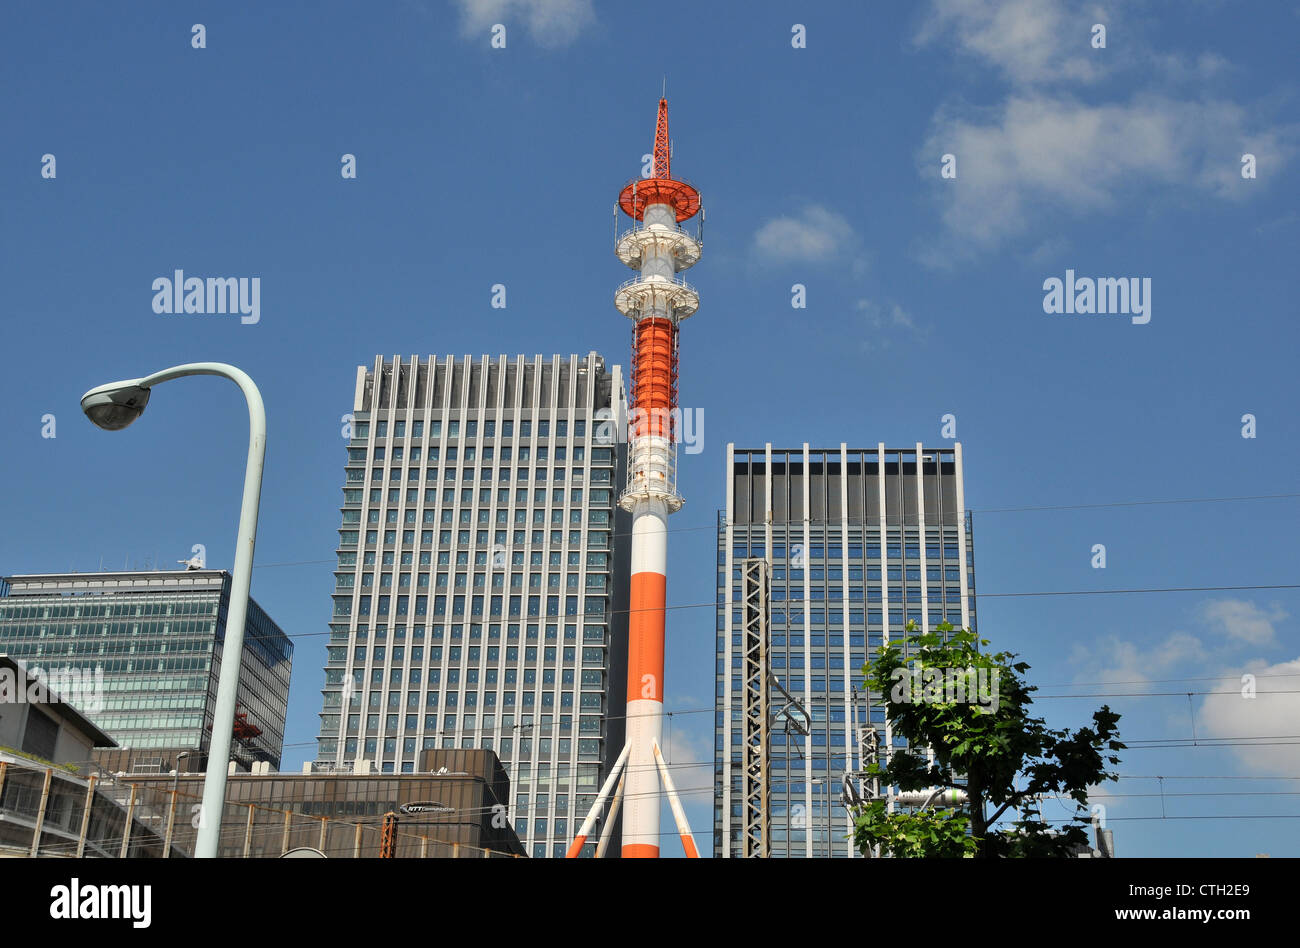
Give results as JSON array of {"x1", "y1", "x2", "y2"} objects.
[{"x1": 567, "y1": 96, "x2": 703, "y2": 859}]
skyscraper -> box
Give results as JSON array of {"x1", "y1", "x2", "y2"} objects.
[
  {"x1": 314, "y1": 353, "x2": 630, "y2": 858},
  {"x1": 714, "y1": 443, "x2": 978, "y2": 857},
  {"x1": 0, "y1": 569, "x2": 293, "y2": 773}
]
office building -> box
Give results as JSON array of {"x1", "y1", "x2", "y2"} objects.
[
  {"x1": 0, "y1": 570, "x2": 294, "y2": 773},
  {"x1": 715, "y1": 443, "x2": 978, "y2": 857},
  {"x1": 313, "y1": 353, "x2": 630, "y2": 858}
]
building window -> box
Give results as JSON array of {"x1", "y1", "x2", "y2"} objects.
[{"x1": 21, "y1": 706, "x2": 59, "y2": 761}]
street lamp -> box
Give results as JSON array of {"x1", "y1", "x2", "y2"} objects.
[
  {"x1": 170, "y1": 751, "x2": 193, "y2": 796},
  {"x1": 81, "y1": 362, "x2": 266, "y2": 859}
]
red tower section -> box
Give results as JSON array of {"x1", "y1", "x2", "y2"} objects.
[{"x1": 618, "y1": 98, "x2": 702, "y2": 222}]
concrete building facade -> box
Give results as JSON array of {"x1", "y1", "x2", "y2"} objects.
[{"x1": 313, "y1": 353, "x2": 631, "y2": 858}]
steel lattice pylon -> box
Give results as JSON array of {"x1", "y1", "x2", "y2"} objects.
[{"x1": 740, "y1": 558, "x2": 770, "y2": 858}]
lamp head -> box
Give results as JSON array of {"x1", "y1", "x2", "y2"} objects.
[{"x1": 80, "y1": 380, "x2": 151, "y2": 431}]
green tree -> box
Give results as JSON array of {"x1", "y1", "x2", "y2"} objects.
[{"x1": 853, "y1": 621, "x2": 1124, "y2": 858}]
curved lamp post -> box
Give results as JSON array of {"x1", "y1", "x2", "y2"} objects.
[{"x1": 81, "y1": 362, "x2": 265, "y2": 858}]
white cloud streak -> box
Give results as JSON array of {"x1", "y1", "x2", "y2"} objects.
[
  {"x1": 856, "y1": 299, "x2": 928, "y2": 351},
  {"x1": 753, "y1": 205, "x2": 859, "y2": 265},
  {"x1": 919, "y1": 0, "x2": 1106, "y2": 85},
  {"x1": 1198, "y1": 657, "x2": 1300, "y2": 776},
  {"x1": 1199, "y1": 599, "x2": 1287, "y2": 647},
  {"x1": 921, "y1": 93, "x2": 1294, "y2": 254},
  {"x1": 451, "y1": 0, "x2": 594, "y2": 47}
]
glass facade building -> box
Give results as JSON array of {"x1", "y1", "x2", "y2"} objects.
[
  {"x1": 313, "y1": 353, "x2": 631, "y2": 859},
  {"x1": 714, "y1": 444, "x2": 978, "y2": 857},
  {"x1": 0, "y1": 570, "x2": 294, "y2": 769}
]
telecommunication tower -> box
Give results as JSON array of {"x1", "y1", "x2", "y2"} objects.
[{"x1": 567, "y1": 97, "x2": 703, "y2": 858}]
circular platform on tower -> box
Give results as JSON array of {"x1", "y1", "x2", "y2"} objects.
[
  {"x1": 615, "y1": 224, "x2": 702, "y2": 271},
  {"x1": 614, "y1": 276, "x2": 699, "y2": 320},
  {"x1": 618, "y1": 177, "x2": 701, "y2": 222}
]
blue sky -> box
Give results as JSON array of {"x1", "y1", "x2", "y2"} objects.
[{"x1": 2, "y1": 0, "x2": 1298, "y2": 857}]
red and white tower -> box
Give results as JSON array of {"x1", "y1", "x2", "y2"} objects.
[{"x1": 567, "y1": 97, "x2": 702, "y2": 859}]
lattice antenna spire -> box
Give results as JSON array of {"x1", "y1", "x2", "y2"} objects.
[{"x1": 653, "y1": 98, "x2": 670, "y2": 180}]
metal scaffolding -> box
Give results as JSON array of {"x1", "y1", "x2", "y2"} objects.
[
  {"x1": 737, "y1": 557, "x2": 813, "y2": 858},
  {"x1": 740, "y1": 558, "x2": 770, "y2": 858}
]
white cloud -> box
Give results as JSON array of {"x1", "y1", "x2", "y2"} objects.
[
  {"x1": 1150, "y1": 50, "x2": 1232, "y2": 82},
  {"x1": 1254, "y1": 211, "x2": 1298, "y2": 236},
  {"x1": 923, "y1": 0, "x2": 1240, "y2": 88},
  {"x1": 1024, "y1": 234, "x2": 1070, "y2": 264},
  {"x1": 919, "y1": 0, "x2": 1105, "y2": 85},
  {"x1": 1073, "y1": 630, "x2": 1208, "y2": 686},
  {"x1": 856, "y1": 299, "x2": 928, "y2": 350},
  {"x1": 915, "y1": 1, "x2": 1293, "y2": 260},
  {"x1": 1074, "y1": 598, "x2": 1292, "y2": 685},
  {"x1": 1199, "y1": 599, "x2": 1287, "y2": 647},
  {"x1": 752, "y1": 205, "x2": 861, "y2": 268},
  {"x1": 920, "y1": 93, "x2": 1294, "y2": 254},
  {"x1": 1198, "y1": 657, "x2": 1300, "y2": 776},
  {"x1": 658, "y1": 722, "x2": 715, "y2": 802},
  {"x1": 1070, "y1": 601, "x2": 1299, "y2": 774},
  {"x1": 451, "y1": 0, "x2": 594, "y2": 47}
]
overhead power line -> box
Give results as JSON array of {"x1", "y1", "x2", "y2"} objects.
[
  {"x1": 244, "y1": 490, "x2": 1300, "y2": 571},
  {"x1": 1043, "y1": 671, "x2": 1300, "y2": 687},
  {"x1": 981, "y1": 583, "x2": 1300, "y2": 599},
  {"x1": 267, "y1": 581, "x2": 1300, "y2": 640},
  {"x1": 972, "y1": 492, "x2": 1300, "y2": 514}
]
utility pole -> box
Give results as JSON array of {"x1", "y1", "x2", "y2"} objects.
[{"x1": 380, "y1": 811, "x2": 398, "y2": 858}]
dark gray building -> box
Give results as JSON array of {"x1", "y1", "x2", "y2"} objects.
[
  {"x1": 0, "y1": 570, "x2": 294, "y2": 773},
  {"x1": 715, "y1": 443, "x2": 978, "y2": 857},
  {"x1": 122, "y1": 749, "x2": 525, "y2": 858},
  {"x1": 314, "y1": 353, "x2": 631, "y2": 858}
]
